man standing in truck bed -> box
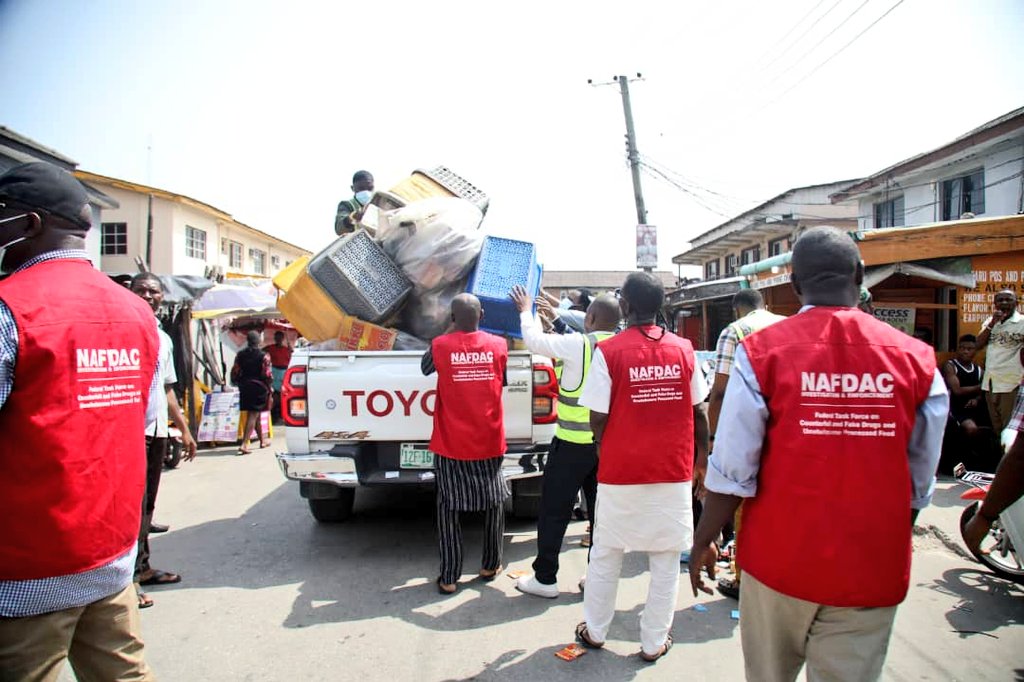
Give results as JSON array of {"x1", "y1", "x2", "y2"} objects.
[{"x1": 421, "y1": 294, "x2": 508, "y2": 594}]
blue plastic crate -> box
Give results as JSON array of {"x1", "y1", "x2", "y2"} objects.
[{"x1": 466, "y1": 236, "x2": 542, "y2": 338}]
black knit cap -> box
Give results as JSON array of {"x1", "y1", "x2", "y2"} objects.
[{"x1": 0, "y1": 162, "x2": 91, "y2": 229}]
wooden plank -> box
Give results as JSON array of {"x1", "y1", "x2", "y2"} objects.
[
  {"x1": 873, "y1": 302, "x2": 958, "y2": 310},
  {"x1": 857, "y1": 215, "x2": 1024, "y2": 266}
]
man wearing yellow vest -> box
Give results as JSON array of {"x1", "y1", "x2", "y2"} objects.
[
  {"x1": 509, "y1": 285, "x2": 621, "y2": 598},
  {"x1": 704, "y1": 288, "x2": 785, "y2": 600}
]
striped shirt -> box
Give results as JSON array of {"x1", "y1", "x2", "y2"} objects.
[{"x1": 0, "y1": 250, "x2": 161, "y2": 617}]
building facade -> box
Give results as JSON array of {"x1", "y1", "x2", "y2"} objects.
[
  {"x1": 831, "y1": 107, "x2": 1024, "y2": 231},
  {"x1": 1, "y1": 127, "x2": 119, "y2": 265},
  {"x1": 75, "y1": 170, "x2": 310, "y2": 278},
  {"x1": 668, "y1": 180, "x2": 859, "y2": 349}
]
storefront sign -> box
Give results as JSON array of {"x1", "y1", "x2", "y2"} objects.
[
  {"x1": 872, "y1": 306, "x2": 916, "y2": 334},
  {"x1": 959, "y1": 252, "x2": 1024, "y2": 329}
]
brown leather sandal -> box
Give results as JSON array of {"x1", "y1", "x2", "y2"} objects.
[
  {"x1": 574, "y1": 621, "x2": 604, "y2": 649},
  {"x1": 639, "y1": 634, "x2": 673, "y2": 663}
]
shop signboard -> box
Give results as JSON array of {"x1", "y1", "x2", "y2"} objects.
[
  {"x1": 959, "y1": 252, "x2": 1024, "y2": 330},
  {"x1": 872, "y1": 305, "x2": 916, "y2": 334}
]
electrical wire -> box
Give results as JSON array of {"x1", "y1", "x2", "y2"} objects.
[
  {"x1": 759, "y1": 0, "x2": 847, "y2": 74},
  {"x1": 766, "y1": 0, "x2": 876, "y2": 87},
  {"x1": 754, "y1": 0, "x2": 831, "y2": 68}
]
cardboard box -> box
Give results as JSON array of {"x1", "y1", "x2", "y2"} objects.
[{"x1": 337, "y1": 315, "x2": 398, "y2": 351}]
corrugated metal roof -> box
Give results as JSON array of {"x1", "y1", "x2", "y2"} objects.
[{"x1": 542, "y1": 270, "x2": 677, "y2": 290}]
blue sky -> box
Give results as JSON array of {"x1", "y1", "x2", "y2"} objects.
[{"x1": 1, "y1": 0, "x2": 1022, "y2": 272}]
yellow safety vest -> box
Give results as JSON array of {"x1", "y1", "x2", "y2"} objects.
[{"x1": 555, "y1": 331, "x2": 614, "y2": 444}]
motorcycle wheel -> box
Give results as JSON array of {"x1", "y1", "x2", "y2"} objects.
[
  {"x1": 959, "y1": 502, "x2": 1024, "y2": 583},
  {"x1": 164, "y1": 440, "x2": 183, "y2": 470}
]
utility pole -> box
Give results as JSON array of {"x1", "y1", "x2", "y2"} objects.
[
  {"x1": 618, "y1": 75, "x2": 648, "y2": 230},
  {"x1": 591, "y1": 73, "x2": 652, "y2": 272}
]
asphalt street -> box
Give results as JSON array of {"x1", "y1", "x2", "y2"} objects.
[{"x1": 64, "y1": 432, "x2": 1024, "y2": 681}]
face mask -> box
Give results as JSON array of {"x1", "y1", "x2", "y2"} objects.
[
  {"x1": 0, "y1": 213, "x2": 29, "y2": 276},
  {"x1": 355, "y1": 190, "x2": 373, "y2": 205}
]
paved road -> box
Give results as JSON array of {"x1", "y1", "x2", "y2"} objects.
[{"x1": 75, "y1": 433, "x2": 1023, "y2": 681}]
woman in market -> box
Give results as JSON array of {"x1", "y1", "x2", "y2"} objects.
[{"x1": 232, "y1": 330, "x2": 273, "y2": 454}]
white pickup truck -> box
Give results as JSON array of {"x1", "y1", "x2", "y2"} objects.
[{"x1": 275, "y1": 348, "x2": 557, "y2": 522}]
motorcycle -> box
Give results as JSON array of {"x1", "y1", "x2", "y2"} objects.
[
  {"x1": 163, "y1": 424, "x2": 184, "y2": 470},
  {"x1": 954, "y1": 461, "x2": 1024, "y2": 584}
]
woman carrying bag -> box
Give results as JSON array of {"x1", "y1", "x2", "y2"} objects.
[{"x1": 231, "y1": 330, "x2": 273, "y2": 455}]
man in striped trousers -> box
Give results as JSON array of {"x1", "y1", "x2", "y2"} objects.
[{"x1": 421, "y1": 294, "x2": 509, "y2": 594}]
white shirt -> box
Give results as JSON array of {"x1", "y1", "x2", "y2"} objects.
[
  {"x1": 518, "y1": 310, "x2": 595, "y2": 390},
  {"x1": 981, "y1": 311, "x2": 1024, "y2": 393},
  {"x1": 145, "y1": 327, "x2": 177, "y2": 437},
  {"x1": 579, "y1": 333, "x2": 708, "y2": 553}
]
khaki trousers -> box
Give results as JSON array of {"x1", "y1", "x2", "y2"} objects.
[
  {"x1": 740, "y1": 572, "x2": 896, "y2": 682},
  {"x1": 0, "y1": 585, "x2": 154, "y2": 682},
  {"x1": 985, "y1": 390, "x2": 1017, "y2": 436}
]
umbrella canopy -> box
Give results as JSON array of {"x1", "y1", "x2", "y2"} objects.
[{"x1": 192, "y1": 281, "x2": 279, "y2": 320}]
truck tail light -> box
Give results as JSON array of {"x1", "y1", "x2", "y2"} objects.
[
  {"x1": 532, "y1": 363, "x2": 558, "y2": 424},
  {"x1": 282, "y1": 365, "x2": 308, "y2": 427}
]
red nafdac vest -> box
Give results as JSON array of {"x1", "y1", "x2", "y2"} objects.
[
  {"x1": 0, "y1": 259, "x2": 158, "y2": 580},
  {"x1": 429, "y1": 330, "x2": 507, "y2": 460},
  {"x1": 597, "y1": 326, "x2": 697, "y2": 484},
  {"x1": 740, "y1": 307, "x2": 936, "y2": 607}
]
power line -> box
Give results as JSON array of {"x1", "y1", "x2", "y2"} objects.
[
  {"x1": 766, "y1": 0, "x2": 876, "y2": 87},
  {"x1": 754, "y1": 0, "x2": 831, "y2": 67},
  {"x1": 759, "y1": 0, "x2": 846, "y2": 73},
  {"x1": 772, "y1": 0, "x2": 908, "y2": 102}
]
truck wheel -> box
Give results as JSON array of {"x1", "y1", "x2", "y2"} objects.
[
  {"x1": 511, "y1": 477, "x2": 543, "y2": 519},
  {"x1": 308, "y1": 490, "x2": 355, "y2": 523}
]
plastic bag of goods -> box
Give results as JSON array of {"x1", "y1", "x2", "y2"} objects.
[
  {"x1": 398, "y1": 277, "x2": 468, "y2": 341},
  {"x1": 377, "y1": 197, "x2": 484, "y2": 293}
]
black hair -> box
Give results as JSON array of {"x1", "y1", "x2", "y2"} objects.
[
  {"x1": 352, "y1": 170, "x2": 373, "y2": 184},
  {"x1": 732, "y1": 288, "x2": 764, "y2": 310},
  {"x1": 620, "y1": 272, "x2": 664, "y2": 318},
  {"x1": 246, "y1": 330, "x2": 262, "y2": 348},
  {"x1": 791, "y1": 227, "x2": 859, "y2": 292},
  {"x1": 130, "y1": 272, "x2": 163, "y2": 290},
  {"x1": 958, "y1": 334, "x2": 977, "y2": 344},
  {"x1": 578, "y1": 289, "x2": 593, "y2": 308}
]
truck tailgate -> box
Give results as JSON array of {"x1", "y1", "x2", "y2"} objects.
[{"x1": 305, "y1": 351, "x2": 534, "y2": 443}]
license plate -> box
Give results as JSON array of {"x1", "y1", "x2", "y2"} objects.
[{"x1": 399, "y1": 443, "x2": 435, "y2": 469}]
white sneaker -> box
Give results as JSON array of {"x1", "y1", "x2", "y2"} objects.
[{"x1": 516, "y1": 574, "x2": 559, "y2": 599}]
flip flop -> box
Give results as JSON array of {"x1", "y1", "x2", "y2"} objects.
[
  {"x1": 478, "y1": 565, "x2": 503, "y2": 581},
  {"x1": 436, "y1": 577, "x2": 457, "y2": 595},
  {"x1": 236, "y1": 449, "x2": 251, "y2": 456},
  {"x1": 136, "y1": 585, "x2": 154, "y2": 609},
  {"x1": 259, "y1": 441, "x2": 270, "y2": 449},
  {"x1": 574, "y1": 621, "x2": 604, "y2": 649},
  {"x1": 639, "y1": 634, "x2": 673, "y2": 663},
  {"x1": 139, "y1": 569, "x2": 182, "y2": 586}
]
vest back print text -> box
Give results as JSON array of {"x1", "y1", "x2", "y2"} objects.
[
  {"x1": 797, "y1": 371, "x2": 897, "y2": 438},
  {"x1": 75, "y1": 346, "x2": 145, "y2": 410},
  {"x1": 628, "y1": 363, "x2": 684, "y2": 404},
  {"x1": 450, "y1": 351, "x2": 496, "y2": 384}
]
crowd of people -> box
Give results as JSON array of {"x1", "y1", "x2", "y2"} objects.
[{"x1": 2, "y1": 160, "x2": 1023, "y2": 681}]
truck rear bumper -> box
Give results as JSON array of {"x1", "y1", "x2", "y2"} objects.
[{"x1": 276, "y1": 443, "x2": 546, "y2": 489}]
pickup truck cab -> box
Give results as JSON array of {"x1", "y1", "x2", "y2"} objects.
[{"x1": 276, "y1": 348, "x2": 556, "y2": 522}]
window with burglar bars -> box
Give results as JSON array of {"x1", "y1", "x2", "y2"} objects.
[
  {"x1": 100, "y1": 222, "x2": 127, "y2": 255},
  {"x1": 705, "y1": 259, "x2": 720, "y2": 280},
  {"x1": 228, "y1": 241, "x2": 243, "y2": 269},
  {"x1": 768, "y1": 237, "x2": 788, "y2": 257},
  {"x1": 185, "y1": 226, "x2": 206, "y2": 260},
  {"x1": 724, "y1": 254, "x2": 738, "y2": 277},
  {"x1": 941, "y1": 170, "x2": 985, "y2": 221},
  {"x1": 250, "y1": 248, "x2": 266, "y2": 275},
  {"x1": 740, "y1": 246, "x2": 761, "y2": 266},
  {"x1": 873, "y1": 196, "x2": 905, "y2": 228}
]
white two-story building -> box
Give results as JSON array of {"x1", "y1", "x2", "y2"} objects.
[
  {"x1": 831, "y1": 107, "x2": 1024, "y2": 229},
  {"x1": 75, "y1": 170, "x2": 310, "y2": 279}
]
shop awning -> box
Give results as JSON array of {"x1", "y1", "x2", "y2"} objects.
[
  {"x1": 668, "y1": 275, "x2": 745, "y2": 306},
  {"x1": 863, "y1": 257, "x2": 976, "y2": 290}
]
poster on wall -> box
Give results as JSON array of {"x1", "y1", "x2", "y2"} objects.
[
  {"x1": 636, "y1": 224, "x2": 658, "y2": 269},
  {"x1": 872, "y1": 306, "x2": 916, "y2": 334},
  {"x1": 959, "y1": 252, "x2": 1024, "y2": 330}
]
